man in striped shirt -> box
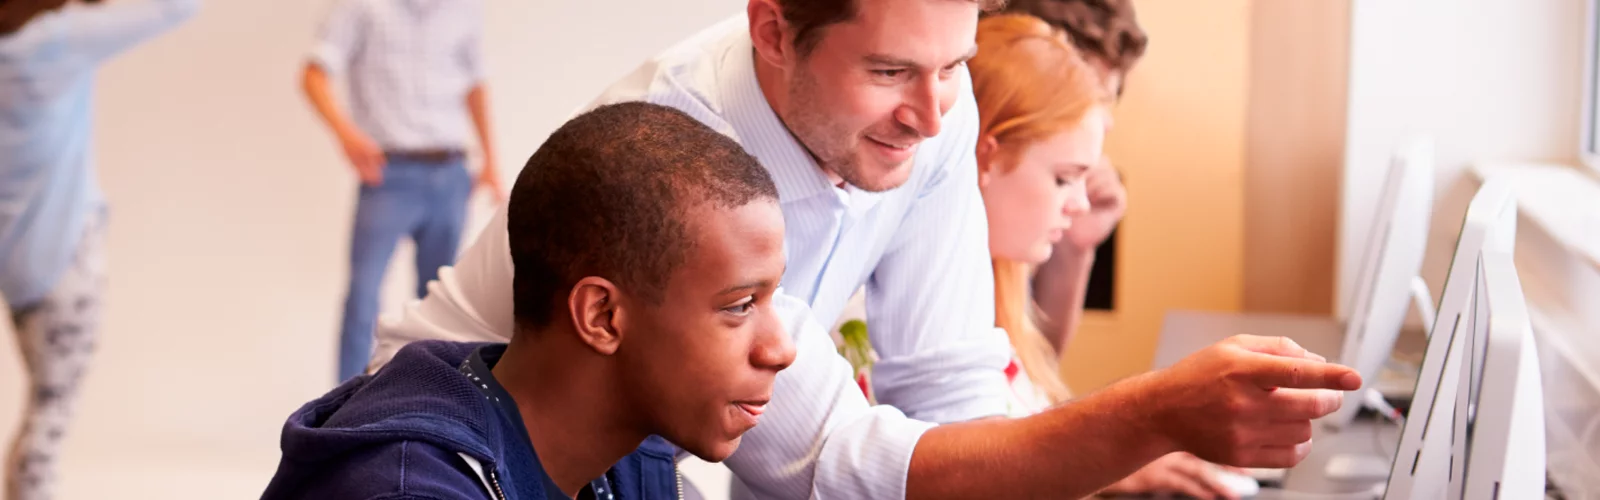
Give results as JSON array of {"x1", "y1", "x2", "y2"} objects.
[
  {"x1": 300, "y1": 0, "x2": 503, "y2": 383},
  {"x1": 370, "y1": 0, "x2": 1364, "y2": 498}
]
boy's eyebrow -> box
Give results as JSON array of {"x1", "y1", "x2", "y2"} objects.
[
  {"x1": 717, "y1": 279, "x2": 778, "y2": 296},
  {"x1": 716, "y1": 266, "x2": 786, "y2": 296}
]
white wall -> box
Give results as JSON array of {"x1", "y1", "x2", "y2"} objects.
[
  {"x1": 0, "y1": 0, "x2": 741, "y2": 497},
  {"x1": 1339, "y1": 0, "x2": 1586, "y2": 320}
]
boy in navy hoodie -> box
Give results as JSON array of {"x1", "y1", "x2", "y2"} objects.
[{"x1": 261, "y1": 102, "x2": 797, "y2": 500}]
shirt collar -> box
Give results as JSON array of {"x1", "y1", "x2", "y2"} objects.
[{"x1": 719, "y1": 35, "x2": 839, "y2": 204}]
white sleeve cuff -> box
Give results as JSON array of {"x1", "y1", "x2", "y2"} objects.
[{"x1": 811, "y1": 405, "x2": 934, "y2": 499}]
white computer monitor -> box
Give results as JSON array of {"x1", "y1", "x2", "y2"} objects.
[
  {"x1": 1327, "y1": 139, "x2": 1436, "y2": 429},
  {"x1": 1382, "y1": 178, "x2": 1516, "y2": 500},
  {"x1": 1445, "y1": 249, "x2": 1546, "y2": 500}
]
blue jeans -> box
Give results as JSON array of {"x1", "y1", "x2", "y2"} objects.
[{"x1": 338, "y1": 157, "x2": 471, "y2": 382}]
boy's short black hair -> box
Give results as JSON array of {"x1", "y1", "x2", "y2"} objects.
[{"x1": 509, "y1": 102, "x2": 778, "y2": 330}]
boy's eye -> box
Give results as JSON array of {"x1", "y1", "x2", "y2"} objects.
[
  {"x1": 724, "y1": 296, "x2": 757, "y2": 315},
  {"x1": 872, "y1": 69, "x2": 906, "y2": 79}
]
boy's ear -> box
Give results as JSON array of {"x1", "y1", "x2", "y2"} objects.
[{"x1": 568, "y1": 277, "x2": 623, "y2": 355}]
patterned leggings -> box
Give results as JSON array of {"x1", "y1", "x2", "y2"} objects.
[{"x1": 5, "y1": 214, "x2": 103, "y2": 500}]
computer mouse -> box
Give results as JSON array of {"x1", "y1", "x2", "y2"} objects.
[
  {"x1": 1214, "y1": 468, "x2": 1261, "y2": 498},
  {"x1": 1243, "y1": 467, "x2": 1287, "y2": 484}
]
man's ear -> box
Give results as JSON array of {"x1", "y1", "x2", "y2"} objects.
[
  {"x1": 975, "y1": 134, "x2": 1000, "y2": 188},
  {"x1": 748, "y1": 0, "x2": 794, "y2": 71},
  {"x1": 568, "y1": 277, "x2": 623, "y2": 355}
]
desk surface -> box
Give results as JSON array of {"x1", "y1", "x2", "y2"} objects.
[
  {"x1": 1264, "y1": 419, "x2": 1401, "y2": 498},
  {"x1": 1152, "y1": 311, "x2": 1404, "y2": 498}
]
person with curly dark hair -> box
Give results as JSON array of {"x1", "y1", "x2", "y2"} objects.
[{"x1": 1003, "y1": 0, "x2": 1148, "y2": 96}]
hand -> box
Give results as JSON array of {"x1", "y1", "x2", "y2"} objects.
[
  {"x1": 1145, "y1": 335, "x2": 1362, "y2": 468},
  {"x1": 476, "y1": 160, "x2": 505, "y2": 204},
  {"x1": 1102, "y1": 452, "x2": 1239, "y2": 500},
  {"x1": 1063, "y1": 156, "x2": 1127, "y2": 251},
  {"x1": 338, "y1": 129, "x2": 385, "y2": 186}
]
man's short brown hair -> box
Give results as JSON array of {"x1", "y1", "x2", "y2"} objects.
[
  {"x1": 1000, "y1": 0, "x2": 1147, "y2": 74},
  {"x1": 781, "y1": 0, "x2": 1010, "y2": 57}
]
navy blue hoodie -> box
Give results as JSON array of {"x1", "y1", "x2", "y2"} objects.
[{"x1": 261, "y1": 341, "x2": 681, "y2": 500}]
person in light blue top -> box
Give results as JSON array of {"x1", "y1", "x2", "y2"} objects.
[{"x1": 0, "y1": 0, "x2": 196, "y2": 498}]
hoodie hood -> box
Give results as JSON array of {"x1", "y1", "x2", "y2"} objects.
[
  {"x1": 278, "y1": 341, "x2": 503, "y2": 464},
  {"x1": 262, "y1": 341, "x2": 682, "y2": 500}
]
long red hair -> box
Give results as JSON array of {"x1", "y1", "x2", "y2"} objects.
[{"x1": 971, "y1": 13, "x2": 1105, "y2": 404}]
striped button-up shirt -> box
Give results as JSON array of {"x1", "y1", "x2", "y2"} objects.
[
  {"x1": 308, "y1": 0, "x2": 483, "y2": 151},
  {"x1": 370, "y1": 15, "x2": 1012, "y2": 500}
]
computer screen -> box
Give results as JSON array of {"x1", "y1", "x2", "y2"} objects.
[
  {"x1": 1446, "y1": 256, "x2": 1492, "y2": 498},
  {"x1": 1329, "y1": 140, "x2": 1435, "y2": 428},
  {"x1": 1455, "y1": 249, "x2": 1546, "y2": 500},
  {"x1": 1468, "y1": 257, "x2": 1490, "y2": 437}
]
